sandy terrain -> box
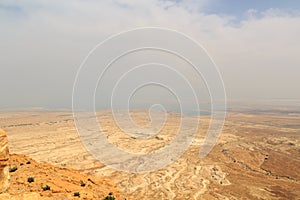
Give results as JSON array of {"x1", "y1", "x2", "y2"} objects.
[{"x1": 0, "y1": 110, "x2": 299, "y2": 199}]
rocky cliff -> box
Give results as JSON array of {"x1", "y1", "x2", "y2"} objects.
[
  {"x1": 0, "y1": 129, "x2": 9, "y2": 193},
  {"x1": 0, "y1": 129, "x2": 125, "y2": 200}
]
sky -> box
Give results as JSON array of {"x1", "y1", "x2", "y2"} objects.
[
  {"x1": 0, "y1": 0, "x2": 300, "y2": 109},
  {"x1": 203, "y1": 0, "x2": 300, "y2": 16}
]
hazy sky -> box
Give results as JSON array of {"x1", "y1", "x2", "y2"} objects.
[{"x1": 0, "y1": 0, "x2": 300, "y2": 109}]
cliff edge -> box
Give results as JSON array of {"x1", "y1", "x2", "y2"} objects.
[
  {"x1": 0, "y1": 129, "x2": 9, "y2": 193},
  {"x1": 0, "y1": 129, "x2": 125, "y2": 200}
]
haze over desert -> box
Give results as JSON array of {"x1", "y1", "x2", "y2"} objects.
[{"x1": 1, "y1": 0, "x2": 300, "y2": 199}]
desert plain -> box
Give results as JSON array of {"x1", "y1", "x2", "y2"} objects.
[{"x1": 0, "y1": 107, "x2": 299, "y2": 199}]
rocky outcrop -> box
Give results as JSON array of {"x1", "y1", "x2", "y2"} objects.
[
  {"x1": 0, "y1": 129, "x2": 125, "y2": 199},
  {"x1": 3, "y1": 154, "x2": 125, "y2": 200},
  {"x1": 0, "y1": 129, "x2": 9, "y2": 193}
]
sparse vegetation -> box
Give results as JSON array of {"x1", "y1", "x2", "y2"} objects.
[
  {"x1": 42, "y1": 184, "x2": 51, "y2": 191},
  {"x1": 80, "y1": 180, "x2": 86, "y2": 187},
  {"x1": 27, "y1": 177, "x2": 34, "y2": 183},
  {"x1": 74, "y1": 192, "x2": 80, "y2": 197},
  {"x1": 9, "y1": 167, "x2": 18, "y2": 172},
  {"x1": 103, "y1": 192, "x2": 115, "y2": 200}
]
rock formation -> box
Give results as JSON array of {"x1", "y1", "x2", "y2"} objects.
[
  {"x1": 0, "y1": 128, "x2": 125, "y2": 199},
  {"x1": 0, "y1": 129, "x2": 9, "y2": 193}
]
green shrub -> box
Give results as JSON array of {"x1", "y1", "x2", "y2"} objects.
[
  {"x1": 74, "y1": 192, "x2": 80, "y2": 197},
  {"x1": 103, "y1": 192, "x2": 115, "y2": 200},
  {"x1": 9, "y1": 167, "x2": 18, "y2": 172},
  {"x1": 27, "y1": 177, "x2": 34, "y2": 183},
  {"x1": 80, "y1": 180, "x2": 86, "y2": 187},
  {"x1": 42, "y1": 184, "x2": 51, "y2": 191}
]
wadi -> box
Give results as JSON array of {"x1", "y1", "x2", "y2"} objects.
[{"x1": 0, "y1": 108, "x2": 299, "y2": 199}]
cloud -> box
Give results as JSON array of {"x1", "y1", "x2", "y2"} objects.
[
  {"x1": 0, "y1": 0, "x2": 299, "y2": 108},
  {"x1": 205, "y1": 10, "x2": 300, "y2": 99}
]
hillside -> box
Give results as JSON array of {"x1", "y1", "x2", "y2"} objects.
[{"x1": 0, "y1": 129, "x2": 126, "y2": 200}]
